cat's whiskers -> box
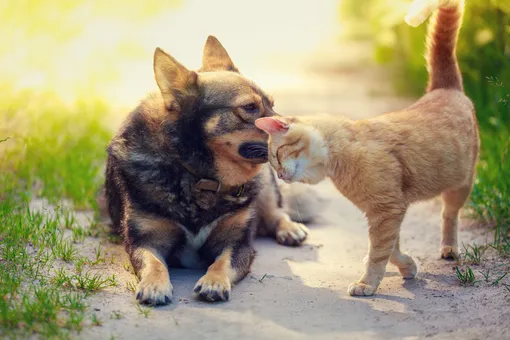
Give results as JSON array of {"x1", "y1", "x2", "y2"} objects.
[{"x1": 301, "y1": 170, "x2": 315, "y2": 185}]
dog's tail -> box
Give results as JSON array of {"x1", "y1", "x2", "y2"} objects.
[
  {"x1": 405, "y1": 0, "x2": 465, "y2": 92},
  {"x1": 280, "y1": 182, "x2": 325, "y2": 224}
]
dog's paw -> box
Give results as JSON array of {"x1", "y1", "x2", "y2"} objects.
[
  {"x1": 136, "y1": 276, "x2": 173, "y2": 306},
  {"x1": 194, "y1": 272, "x2": 231, "y2": 302},
  {"x1": 276, "y1": 220, "x2": 308, "y2": 246},
  {"x1": 440, "y1": 245, "x2": 459, "y2": 260},
  {"x1": 348, "y1": 282, "x2": 376, "y2": 296}
]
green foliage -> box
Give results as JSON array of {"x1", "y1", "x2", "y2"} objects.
[
  {"x1": 0, "y1": 88, "x2": 114, "y2": 337},
  {"x1": 0, "y1": 88, "x2": 112, "y2": 207},
  {"x1": 340, "y1": 0, "x2": 510, "y2": 240}
]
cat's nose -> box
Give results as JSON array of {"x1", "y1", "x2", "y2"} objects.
[{"x1": 277, "y1": 172, "x2": 283, "y2": 179}]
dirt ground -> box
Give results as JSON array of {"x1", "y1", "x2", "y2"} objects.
[{"x1": 73, "y1": 40, "x2": 509, "y2": 340}]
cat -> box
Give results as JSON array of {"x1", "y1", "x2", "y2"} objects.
[{"x1": 254, "y1": 0, "x2": 478, "y2": 296}]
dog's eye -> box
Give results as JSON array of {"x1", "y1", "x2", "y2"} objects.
[{"x1": 242, "y1": 103, "x2": 258, "y2": 113}]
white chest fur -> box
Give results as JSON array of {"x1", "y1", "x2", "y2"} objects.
[{"x1": 176, "y1": 220, "x2": 218, "y2": 269}]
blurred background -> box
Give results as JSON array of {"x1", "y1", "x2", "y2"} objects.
[
  {"x1": 0, "y1": 1, "x2": 508, "y2": 336},
  {"x1": 0, "y1": 0, "x2": 508, "y2": 230}
]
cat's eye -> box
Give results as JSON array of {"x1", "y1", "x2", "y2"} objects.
[{"x1": 242, "y1": 103, "x2": 258, "y2": 113}]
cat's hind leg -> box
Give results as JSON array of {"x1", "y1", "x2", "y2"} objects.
[
  {"x1": 440, "y1": 185, "x2": 471, "y2": 259},
  {"x1": 349, "y1": 205, "x2": 407, "y2": 296},
  {"x1": 390, "y1": 237, "x2": 417, "y2": 279}
]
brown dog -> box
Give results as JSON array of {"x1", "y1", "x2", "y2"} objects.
[{"x1": 103, "y1": 36, "x2": 311, "y2": 305}]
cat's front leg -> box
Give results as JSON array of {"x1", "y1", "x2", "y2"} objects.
[{"x1": 348, "y1": 207, "x2": 407, "y2": 296}]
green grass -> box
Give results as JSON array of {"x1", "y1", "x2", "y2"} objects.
[
  {"x1": 90, "y1": 313, "x2": 103, "y2": 327},
  {"x1": 462, "y1": 243, "x2": 487, "y2": 265},
  {"x1": 455, "y1": 266, "x2": 476, "y2": 286},
  {"x1": 0, "y1": 89, "x2": 114, "y2": 338},
  {"x1": 110, "y1": 310, "x2": 122, "y2": 320},
  {"x1": 134, "y1": 303, "x2": 151, "y2": 318},
  {"x1": 458, "y1": 242, "x2": 510, "y2": 290}
]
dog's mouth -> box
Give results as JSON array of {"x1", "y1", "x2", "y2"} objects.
[{"x1": 238, "y1": 142, "x2": 268, "y2": 163}]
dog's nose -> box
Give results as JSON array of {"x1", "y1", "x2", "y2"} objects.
[{"x1": 277, "y1": 172, "x2": 283, "y2": 179}]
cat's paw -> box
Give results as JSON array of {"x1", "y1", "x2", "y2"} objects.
[
  {"x1": 398, "y1": 258, "x2": 418, "y2": 279},
  {"x1": 194, "y1": 272, "x2": 231, "y2": 302},
  {"x1": 136, "y1": 276, "x2": 173, "y2": 305},
  {"x1": 440, "y1": 245, "x2": 459, "y2": 260},
  {"x1": 348, "y1": 282, "x2": 377, "y2": 296},
  {"x1": 276, "y1": 220, "x2": 308, "y2": 246}
]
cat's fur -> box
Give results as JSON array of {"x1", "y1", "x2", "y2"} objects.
[
  {"x1": 104, "y1": 36, "x2": 310, "y2": 305},
  {"x1": 255, "y1": 0, "x2": 478, "y2": 296}
]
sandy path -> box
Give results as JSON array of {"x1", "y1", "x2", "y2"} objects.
[{"x1": 79, "y1": 41, "x2": 509, "y2": 340}]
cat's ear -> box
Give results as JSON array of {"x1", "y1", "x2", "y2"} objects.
[{"x1": 255, "y1": 117, "x2": 289, "y2": 134}]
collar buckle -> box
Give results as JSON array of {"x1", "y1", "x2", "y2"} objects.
[{"x1": 195, "y1": 179, "x2": 222, "y2": 193}]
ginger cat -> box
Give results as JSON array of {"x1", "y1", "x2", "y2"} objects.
[{"x1": 255, "y1": 0, "x2": 479, "y2": 296}]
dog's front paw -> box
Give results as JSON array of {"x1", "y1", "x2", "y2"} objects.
[
  {"x1": 194, "y1": 272, "x2": 231, "y2": 302},
  {"x1": 440, "y1": 245, "x2": 459, "y2": 260},
  {"x1": 276, "y1": 219, "x2": 308, "y2": 246},
  {"x1": 348, "y1": 282, "x2": 377, "y2": 296},
  {"x1": 136, "y1": 275, "x2": 173, "y2": 306}
]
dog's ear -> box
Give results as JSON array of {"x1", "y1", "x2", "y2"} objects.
[
  {"x1": 201, "y1": 35, "x2": 239, "y2": 73},
  {"x1": 154, "y1": 47, "x2": 198, "y2": 112}
]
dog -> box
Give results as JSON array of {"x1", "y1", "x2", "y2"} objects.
[{"x1": 103, "y1": 36, "x2": 315, "y2": 305}]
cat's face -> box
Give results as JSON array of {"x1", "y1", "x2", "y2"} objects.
[{"x1": 255, "y1": 117, "x2": 328, "y2": 184}]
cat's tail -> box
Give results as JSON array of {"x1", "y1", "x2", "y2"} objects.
[{"x1": 405, "y1": 0, "x2": 464, "y2": 92}]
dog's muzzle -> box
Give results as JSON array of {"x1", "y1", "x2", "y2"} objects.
[{"x1": 238, "y1": 142, "x2": 268, "y2": 163}]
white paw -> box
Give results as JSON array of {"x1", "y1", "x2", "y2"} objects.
[
  {"x1": 348, "y1": 282, "x2": 377, "y2": 296},
  {"x1": 276, "y1": 221, "x2": 308, "y2": 246},
  {"x1": 399, "y1": 258, "x2": 418, "y2": 279}
]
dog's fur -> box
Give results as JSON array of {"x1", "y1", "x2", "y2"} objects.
[
  {"x1": 104, "y1": 36, "x2": 309, "y2": 305},
  {"x1": 255, "y1": 0, "x2": 478, "y2": 296}
]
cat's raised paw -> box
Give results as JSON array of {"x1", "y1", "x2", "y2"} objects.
[
  {"x1": 348, "y1": 282, "x2": 376, "y2": 296},
  {"x1": 440, "y1": 245, "x2": 459, "y2": 260},
  {"x1": 276, "y1": 220, "x2": 308, "y2": 246}
]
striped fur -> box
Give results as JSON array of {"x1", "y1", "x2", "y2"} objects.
[{"x1": 256, "y1": 0, "x2": 478, "y2": 296}]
